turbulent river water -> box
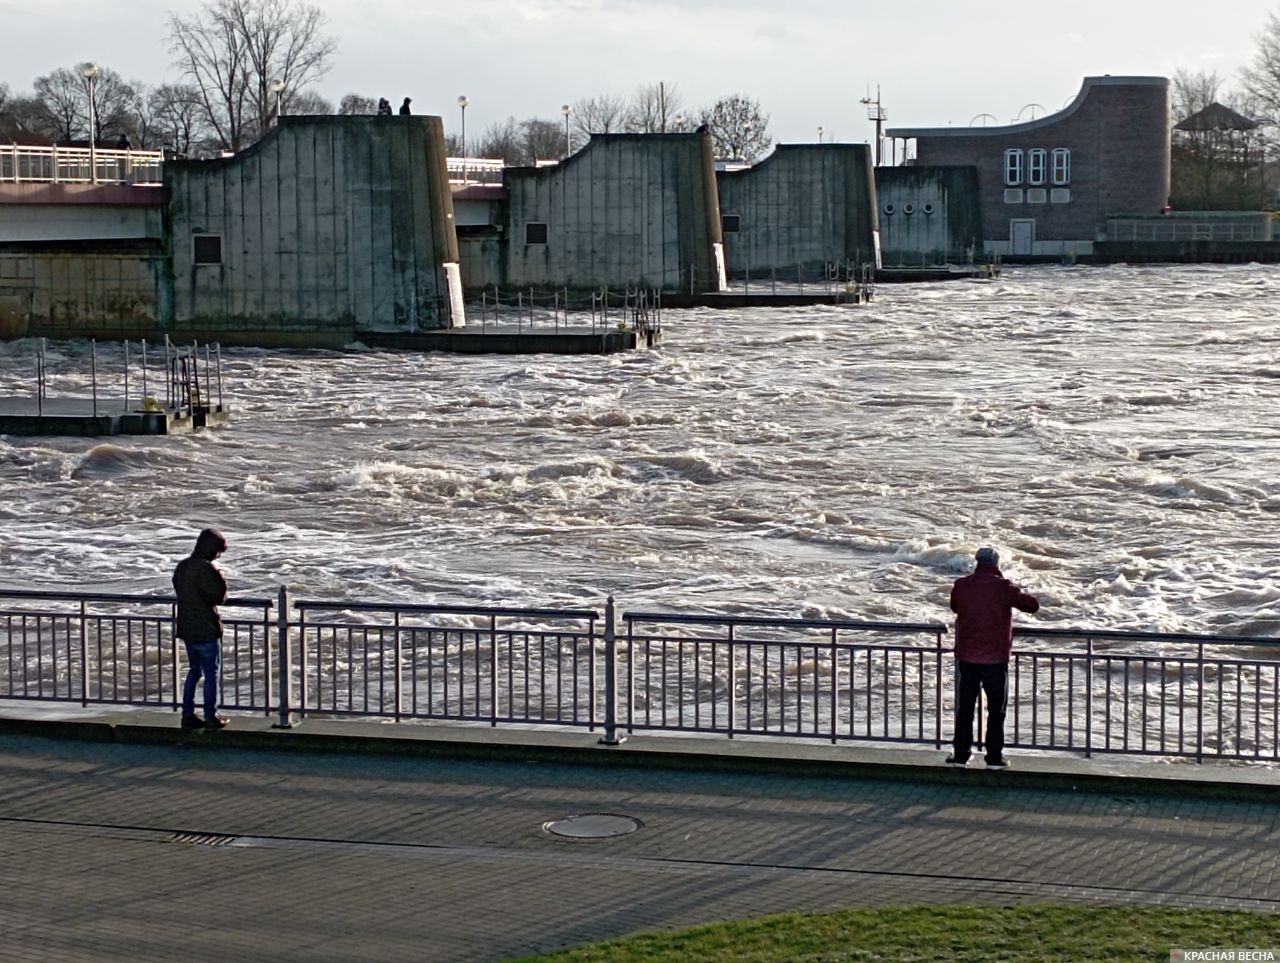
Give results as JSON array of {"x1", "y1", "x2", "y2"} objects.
[{"x1": 1, "y1": 263, "x2": 1278, "y2": 639}]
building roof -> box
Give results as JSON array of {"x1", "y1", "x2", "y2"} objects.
[
  {"x1": 1174, "y1": 102, "x2": 1258, "y2": 132},
  {"x1": 886, "y1": 75, "x2": 1168, "y2": 139}
]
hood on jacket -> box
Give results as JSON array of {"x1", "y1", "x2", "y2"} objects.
[{"x1": 193, "y1": 528, "x2": 227, "y2": 560}]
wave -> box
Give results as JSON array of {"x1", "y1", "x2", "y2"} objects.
[{"x1": 70, "y1": 444, "x2": 180, "y2": 480}]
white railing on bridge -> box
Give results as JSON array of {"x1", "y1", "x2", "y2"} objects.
[
  {"x1": 2, "y1": 144, "x2": 164, "y2": 186},
  {"x1": 447, "y1": 156, "x2": 505, "y2": 186}
]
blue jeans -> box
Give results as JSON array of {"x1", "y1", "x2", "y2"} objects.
[{"x1": 182, "y1": 640, "x2": 222, "y2": 720}]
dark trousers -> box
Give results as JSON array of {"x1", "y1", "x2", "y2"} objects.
[{"x1": 953, "y1": 660, "x2": 1009, "y2": 763}]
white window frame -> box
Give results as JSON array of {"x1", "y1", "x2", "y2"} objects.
[
  {"x1": 1003, "y1": 149, "x2": 1024, "y2": 186},
  {"x1": 1028, "y1": 149, "x2": 1047, "y2": 186},
  {"x1": 1052, "y1": 148, "x2": 1071, "y2": 185}
]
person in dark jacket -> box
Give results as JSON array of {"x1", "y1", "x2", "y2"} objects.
[
  {"x1": 377, "y1": 97, "x2": 393, "y2": 116},
  {"x1": 173, "y1": 528, "x2": 230, "y2": 730},
  {"x1": 399, "y1": 97, "x2": 411, "y2": 115},
  {"x1": 946, "y1": 546, "x2": 1039, "y2": 770}
]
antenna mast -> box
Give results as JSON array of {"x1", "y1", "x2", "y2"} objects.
[{"x1": 860, "y1": 86, "x2": 887, "y2": 166}]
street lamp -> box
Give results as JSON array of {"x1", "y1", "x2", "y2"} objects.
[
  {"x1": 817, "y1": 126, "x2": 824, "y2": 144},
  {"x1": 742, "y1": 121, "x2": 752, "y2": 161},
  {"x1": 457, "y1": 95, "x2": 468, "y2": 183},
  {"x1": 674, "y1": 113, "x2": 685, "y2": 132},
  {"x1": 79, "y1": 62, "x2": 99, "y2": 184},
  {"x1": 270, "y1": 79, "x2": 285, "y2": 124},
  {"x1": 561, "y1": 104, "x2": 571, "y2": 158}
]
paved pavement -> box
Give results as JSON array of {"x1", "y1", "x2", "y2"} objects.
[{"x1": 0, "y1": 709, "x2": 1276, "y2": 962}]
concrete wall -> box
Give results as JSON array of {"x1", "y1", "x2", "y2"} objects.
[
  {"x1": 0, "y1": 244, "x2": 164, "y2": 340},
  {"x1": 875, "y1": 166, "x2": 983, "y2": 266},
  {"x1": 0, "y1": 205, "x2": 162, "y2": 242},
  {"x1": 889, "y1": 77, "x2": 1170, "y2": 255},
  {"x1": 502, "y1": 132, "x2": 723, "y2": 293},
  {"x1": 716, "y1": 144, "x2": 879, "y2": 278},
  {"x1": 166, "y1": 114, "x2": 460, "y2": 333}
]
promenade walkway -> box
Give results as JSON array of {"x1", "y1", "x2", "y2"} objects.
[{"x1": 0, "y1": 708, "x2": 1276, "y2": 962}]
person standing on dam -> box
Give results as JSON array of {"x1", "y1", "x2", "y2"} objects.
[{"x1": 946, "y1": 546, "x2": 1040, "y2": 771}]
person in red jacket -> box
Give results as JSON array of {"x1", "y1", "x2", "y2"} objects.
[{"x1": 946, "y1": 546, "x2": 1039, "y2": 770}]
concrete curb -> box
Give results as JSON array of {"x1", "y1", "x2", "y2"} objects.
[{"x1": 1, "y1": 711, "x2": 1276, "y2": 802}]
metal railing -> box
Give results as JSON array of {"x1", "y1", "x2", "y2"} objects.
[
  {"x1": 621, "y1": 611, "x2": 948, "y2": 744},
  {"x1": 290, "y1": 598, "x2": 599, "y2": 726},
  {"x1": 1, "y1": 144, "x2": 164, "y2": 186},
  {"x1": 1, "y1": 587, "x2": 1278, "y2": 763},
  {"x1": 1005, "y1": 627, "x2": 1280, "y2": 761},
  {"x1": 446, "y1": 157, "x2": 505, "y2": 186},
  {"x1": 0, "y1": 590, "x2": 274, "y2": 710}
]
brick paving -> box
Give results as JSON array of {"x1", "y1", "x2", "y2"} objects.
[{"x1": 0, "y1": 721, "x2": 1276, "y2": 962}]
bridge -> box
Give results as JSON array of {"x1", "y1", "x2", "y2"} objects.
[{"x1": 1, "y1": 143, "x2": 505, "y2": 186}]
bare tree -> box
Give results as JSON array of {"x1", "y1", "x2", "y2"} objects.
[
  {"x1": 0, "y1": 88, "x2": 57, "y2": 142},
  {"x1": 625, "y1": 81, "x2": 682, "y2": 133},
  {"x1": 476, "y1": 117, "x2": 524, "y2": 164},
  {"x1": 571, "y1": 93, "x2": 626, "y2": 141},
  {"x1": 697, "y1": 94, "x2": 771, "y2": 162},
  {"x1": 149, "y1": 83, "x2": 212, "y2": 153},
  {"x1": 1172, "y1": 68, "x2": 1224, "y2": 123},
  {"x1": 32, "y1": 65, "x2": 136, "y2": 143},
  {"x1": 168, "y1": 0, "x2": 337, "y2": 151},
  {"x1": 339, "y1": 93, "x2": 377, "y2": 115},
  {"x1": 1243, "y1": 9, "x2": 1280, "y2": 132},
  {"x1": 288, "y1": 90, "x2": 332, "y2": 115},
  {"x1": 523, "y1": 117, "x2": 566, "y2": 161}
]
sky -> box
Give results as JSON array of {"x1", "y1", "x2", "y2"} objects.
[{"x1": 3, "y1": 0, "x2": 1279, "y2": 145}]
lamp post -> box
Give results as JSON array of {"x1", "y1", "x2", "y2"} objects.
[
  {"x1": 561, "y1": 104, "x2": 571, "y2": 158},
  {"x1": 817, "y1": 126, "x2": 824, "y2": 144},
  {"x1": 80, "y1": 62, "x2": 99, "y2": 184},
  {"x1": 742, "y1": 121, "x2": 752, "y2": 162},
  {"x1": 457, "y1": 95, "x2": 468, "y2": 183},
  {"x1": 674, "y1": 113, "x2": 685, "y2": 132},
  {"x1": 270, "y1": 79, "x2": 285, "y2": 125}
]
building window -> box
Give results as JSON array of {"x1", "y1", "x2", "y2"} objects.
[
  {"x1": 193, "y1": 234, "x2": 222, "y2": 265},
  {"x1": 1003, "y1": 188, "x2": 1024, "y2": 204},
  {"x1": 1026, "y1": 188, "x2": 1047, "y2": 204},
  {"x1": 1052, "y1": 148, "x2": 1071, "y2": 185},
  {"x1": 1050, "y1": 188, "x2": 1072, "y2": 204},
  {"x1": 721, "y1": 214, "x2": 740, "y2": 233},
  {"x1": 525, "y1": 222, "x2": 548, "y2": 244},
  {"x1": 1003, "y1": 149, "x2": 1023, "y2": 186},
  {"x1": 1028, "y1": 149, "x2": 1046, "y2": 185}
]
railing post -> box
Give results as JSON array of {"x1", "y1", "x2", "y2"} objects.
[
  {"x1": 91, "y1": 339, "x2": 98, "y2": 418},
  {"x1": 599, "y1": 596, "x2": 624, "y2": 745},
  {"x1": 273, "y1": 586, "x2": 295, "y2": 729},
  {"x1": 1085, "y1": 636, "x2": 1094, "y2": 758},
  {"x1": 489, "y1": 613, "x2": 498, "y2": 726},
  {"x1": 391, "y1": 609, "x2": 401, "y2": 722},
  {"x1": 79, "y1": 600, "x2": 89, "y2": 707},
  {"x1": 1196, "y1": 641, "x2": 1205, "y2": 762},
  {"x1": 726, "y1": 623, "x2": 736, "y2": 738}
]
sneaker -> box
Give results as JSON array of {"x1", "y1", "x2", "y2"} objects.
[
  {"x1": 944, "y1": 754, "x2": 970, "y2": 768},
  {"x1": 204, "y1": 715, "x2": 230, "y2": 730},
  {"x1": 180, "y1": 714, "x2": 205, "y2": 730},
  {"x1": 985, "y1": 757, "x2": 1010, "y2": 771}
]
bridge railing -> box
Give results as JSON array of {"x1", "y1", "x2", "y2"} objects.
[
  {"x1": 1, "y1": 586, "x2": 1278, "y2": 764},
  {"x1": 446, "y1": 156, "x2": 505, "y2": 185},
  {"x1": 1, "y1": 145, "x2": 164, "y2": 186}
]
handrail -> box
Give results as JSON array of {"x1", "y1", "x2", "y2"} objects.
[
  {"x1": 2, "y1": 144, "x2": 164, "y2": 186},
  {"x1": 294, "y1": 599, "x2": 597, "y2": 620},
  {"x1": 0, "y1": 588, "x2": 272, "y2": 608},
  {"x1": 1016, "y1": 626, "x2": 1280, "y2": 647},
  {"x1": 623, "y1": 610, "x2": 947, "y2": 634}
]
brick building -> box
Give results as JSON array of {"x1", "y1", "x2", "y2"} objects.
[{"x1": 887, "y1": 76, "x2": 1170, "y2": 258}]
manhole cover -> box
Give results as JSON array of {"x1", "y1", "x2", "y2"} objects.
[{"x1": 543, "y1": 813, "x2": 642, "y2": 839}]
